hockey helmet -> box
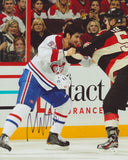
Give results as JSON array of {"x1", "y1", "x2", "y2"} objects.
[{"x1": 104, "y1": 8, "x2": 126, "y2": 23}]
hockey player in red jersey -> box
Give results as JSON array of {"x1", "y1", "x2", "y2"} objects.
[{"x1": 74, "y1": 8, "x2": 128, "y2": 150}]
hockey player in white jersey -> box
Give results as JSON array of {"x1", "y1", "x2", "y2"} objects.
[{"x1": 0, "y1": 23, "x2": 92, "y2": 151}]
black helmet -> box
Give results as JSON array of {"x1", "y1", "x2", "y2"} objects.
[{"x1": 105, "y1": 8, "x2": 126, "y2": 23}]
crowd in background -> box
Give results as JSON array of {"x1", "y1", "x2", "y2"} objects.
[{"x1": 0, "y1": 0, "x2": 128, "y2": 62}]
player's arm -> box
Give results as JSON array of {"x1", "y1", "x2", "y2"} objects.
[
  {"x1": 38, "y1": 36, "x2": 65, "y2": 63},
  {"x1": 65, "y1": 47, "x2": 83, "y2": 64},
  {"x1": 76, "y1": 31, "x2": 111, "y2": 57},
  {"x1": 76, "y1": 41, "x2": 96, "y2": 57},
  {"x1": 65, "y1": 41, "x2": 95, "y2": 64},
  {"x1": 66, "y1": 31, "x2": 110, "y2": 64}
]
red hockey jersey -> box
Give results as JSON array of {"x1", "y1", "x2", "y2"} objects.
[{"x1": 77, "y1": 26, "x2": 128, "y2": 82}]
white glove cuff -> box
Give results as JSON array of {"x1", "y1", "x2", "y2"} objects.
[{"x1": 64, "y1": 51, "x2": 68, "y2": 56}]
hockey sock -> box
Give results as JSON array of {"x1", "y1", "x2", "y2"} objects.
[
  {"x1": 2, "y1": 104, "x2": 31, "y2": 138},
  {"x1": 50, "y1": 99, "x2": 71, "y2": 134},
  {"x1": 104, "y1": 113, "x2": 119, "y2": 128}
]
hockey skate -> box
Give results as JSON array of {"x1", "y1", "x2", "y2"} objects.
[
  {"x1": 97, "y1": 128, "x2": 119, "y2": 151},
  {"x1": 0, "y1": 134, "x2": 12, "y2": 151},
  {"x1": 47, "y1": 132, "x2": 70, "y2": 147}
]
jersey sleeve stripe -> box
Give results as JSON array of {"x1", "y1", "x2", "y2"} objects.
[{"x1": 51, "y1": 49, "x2": 59, "y2": 62}]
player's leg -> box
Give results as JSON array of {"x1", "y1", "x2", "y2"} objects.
[
  {"x1": 0, "y1": 104, "x2": 31, "y2": 151},
  {"x1": 97, "y1": 67, "x2": 128, "y2": 150},
  {"x1": 47, "y1": 99, "x2": 71, "y2": 147},
  {"x1": 97, "y1": 85, "x2": 119, "y2": 150},
  {"x1": 41, "y1": 87, "x2": 71, "y2": 147},
  {"x1": 0, "y1": 70, "x2": 41, "y2": 151}
]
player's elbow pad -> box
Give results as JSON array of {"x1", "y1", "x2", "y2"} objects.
[{"x1": 66, "y1": 56, "x2": 81, "y2": 64}]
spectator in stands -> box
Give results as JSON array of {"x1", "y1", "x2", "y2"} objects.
[
  {"x1": 109, "y1": 0, "x2": 128, "y2": 17},
  {"x1": 71, "y1": 0, "x2": 91, "y2": 20},
  {"x1": 7, "y1": 36, "x2": 26, "y2": 62},
  {"x1": 109, "y1": 0, "x2": 128, "y2": 26},
  {"x1": 100, "y1": 0, "x2": 128, "y2": 17},
  {"x1": 110, "y1": 0, "x2": 121, "y2": 8},
  {"x1": 47, "y1": 0, "x2": 80, "y2": 19},
  {"x1": 0, "y1": 0, "x2": 26, "y2": 33},
  {"x1": 31, "y1": 18, "x2": 50, "y2": 53},
  {"x1": 80, "y1": 19, "x2": 101, "y2": 44},
  {"x1": 124, "y1": 0, "x2": 128, "y2": 7},
  {"x1": 0, "y1": 39, "x2": 7, "y2": 53},
  {"x1": 1, "y1": 19, "x2": 23, "y2": 61},
  {"x1": 43, "y1": 0, "x2": 56, "y2": 11},
  {"x1": 0, "y1": 0, "x2": 3, "y2": 12},
  {"x1": 82, "y1": 0, "x2": 106, "y2": 30},
  {"x1": 31, "y1": 0, "x2": 48, "y2": 19},
  {"x1": 48, "y1": 0, "x2": 56, "y2": 4},
  {"x1": 14, "y1": 0, "x2": 26, "y2": 24},
  {"x1": 0, "y1": 32, "x2": 8, "y2": 61}
]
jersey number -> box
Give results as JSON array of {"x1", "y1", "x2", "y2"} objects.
[{"x1": 115, "y1": 31, "x2": 128, "y2": 52}]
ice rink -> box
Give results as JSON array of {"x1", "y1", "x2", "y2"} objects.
[{"x1": 0, "y1": 137, "x2": 128, "y2": 160}]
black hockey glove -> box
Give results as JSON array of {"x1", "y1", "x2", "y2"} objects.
[
  {"x1": 76, "y1": 46, "x2": 86, "y2": 56},
  {"x1": 66, "y1": 56, "x2": 81, "y2": 64}
]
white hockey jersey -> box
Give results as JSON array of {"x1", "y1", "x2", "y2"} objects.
[
  {"x1": 25, "y1": 35, "x2": 71, "y2": 91},
  {"x1": 26, "y1": 34, "x2": 93, "y2": 91}
]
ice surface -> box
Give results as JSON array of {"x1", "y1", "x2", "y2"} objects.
[{"x1": 0, "y1": 138, "x2": 128, "y2": 160}]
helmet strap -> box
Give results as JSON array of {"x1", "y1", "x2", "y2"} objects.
[{"x1": 108, "y1": 18, "x2": 117, "y2": 29}]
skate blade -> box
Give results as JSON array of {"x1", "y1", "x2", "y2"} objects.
[
  {"x1": 97, "y1": 147, "x2": 118, "y2": 153},
  {"x1": 0, "y1": 147, "x2": 11, "y2": 153},
  {"x1": 45, "y1": 143, "x2": 70, "y2": 150}
]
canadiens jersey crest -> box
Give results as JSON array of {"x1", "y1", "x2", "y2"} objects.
[{"x1": 51, "y1": 62, "x2": 66, "y2": 74}]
